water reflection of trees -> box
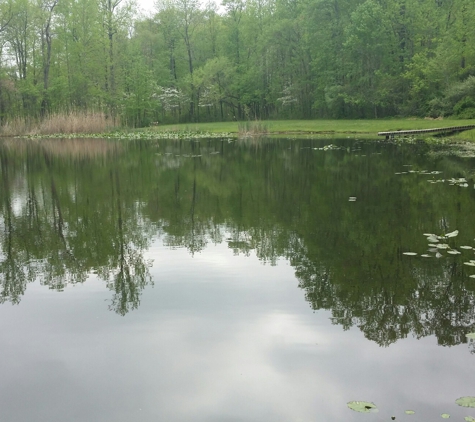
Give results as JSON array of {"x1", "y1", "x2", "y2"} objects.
[
  {"x1": 1, "y1": 137, "x2": 475, "y2": 345},
  {"x1": 0, "y1": 139, "x2": 152, "y2": 315}
]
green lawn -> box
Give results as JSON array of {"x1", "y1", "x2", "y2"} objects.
[{"x1": 150, "y1": 119, "x2": 475, "y2": 138}]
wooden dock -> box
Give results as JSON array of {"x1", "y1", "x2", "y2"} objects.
[{"x1": 378, "y1": 125, "x2": 475, "y2": 139}]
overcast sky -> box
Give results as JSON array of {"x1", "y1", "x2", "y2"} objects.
[{"x1": 135, "y1": 0, "x2": 155, "y2": 15}]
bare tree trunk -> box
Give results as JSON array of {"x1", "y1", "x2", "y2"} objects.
[{"x1": 40, "y1": 0, "x2": 58, "y2": 117}]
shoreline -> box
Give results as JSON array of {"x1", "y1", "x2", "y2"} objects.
[{"x1": 3, "y1": 118, "x2": 475, "y2": 142}]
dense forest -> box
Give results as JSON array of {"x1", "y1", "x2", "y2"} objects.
[{"x1": 0, "y1": 0, "x2": 475, "y2": 126}]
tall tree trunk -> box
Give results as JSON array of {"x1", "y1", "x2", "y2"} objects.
[{"x1": 40, "y1": 0, "x2": 58, "y2": 117}]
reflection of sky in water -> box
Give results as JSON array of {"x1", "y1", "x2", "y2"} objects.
[{"x1": 0, "y1": 241, "x2": 474, "y2": 422}]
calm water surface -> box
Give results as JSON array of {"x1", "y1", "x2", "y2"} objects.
[{"x1": 1, "y1": 137, "x2": 475, "y2": 422}]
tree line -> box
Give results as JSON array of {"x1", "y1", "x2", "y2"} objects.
[{"x1": 0, "y1": 0, "x2": 475, "y2": 127}]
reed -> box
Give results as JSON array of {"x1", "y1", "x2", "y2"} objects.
[
  {"x1": 36, "y1": 111, "x2": 113, "y2": 134},
  {"x1": 237, "y1": 120, "x2": 268, "y2": 136},
  {"x1": 0, "y1": 117, "x2": 34, "y2": 136},
  {"x1": 0, "y1": 111, "x2": 115, "y2": 136}
]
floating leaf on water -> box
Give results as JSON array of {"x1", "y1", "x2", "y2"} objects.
[
  {"x1": 421, "y1": 254, "x2": 432, "y2": 258},
  {"x1": 456, "y1": 397, "x2": 475, "y2": 408},
  {"x1": 428, "y1": 248, "x2": 438, "y2": 253},
  {"x1": 427, "y1": 235, "x2": 440, "y2": 243},
  {"x1": 403, "y1": 252, "x2": 418, "y2": 256},
  {"x1": 461, "y1": 183, "x2": 469, "y2": 187},
  {"x1": 349, "y1": 197, "x2": 357, "y2": 202},
  {"x1": 470, "y1": 275, "x2": 475, "y2": 279},
  {"x1": 466, "y1": 333, "x2": 475, "y2": 340},
  {"x1": 428, "y1": 243, "x2": 439, "y2": 247},
  {"x1": 460, "y1": 246, "x2": 473, "y2": 250},
  {"x1": 347, "y1": 401, "x2": 378, "y2": 413},
  {"x1": 447, "y1": 250, "x2": 461, "y2": 255},
  {"x1": 423, "y1": 233, "x2": 437, "y2": 237},
  {"x1": 464, "y1": 417, "x2": 475, "y2": 422},
  {"x1": 446, "y1": 230, "x2": 459, "y2": 238},
  {"x1": 441, "y1": 413, "x2": 450, "y2": 418},
  {"x1": 405, "y1": 410, "x2": 415, "y2": 415},
  {"x1": 436, "y1": 252, "x2": 443, "y2": 258},
  {"x1": 464, "y1": 262, "x2": 475, "y2": 267}
]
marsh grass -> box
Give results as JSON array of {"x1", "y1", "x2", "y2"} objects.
[
  {"x1": 37, "y1": 111, "x2": 113, "y2": 134},
  {"x1": 0, "y1": 117, "x2": 34, "y2": 136},
  {"x1": 0, "y1": 111, "x2": 115, "y2": 136},
  {"x1": 237, "y1": 120, "x2": 268, "y2": 136}
]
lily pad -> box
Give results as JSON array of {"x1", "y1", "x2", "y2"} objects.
[
  {"x1": 456, "y1": 397, "x2": 475, "y2": 408},
  {"x1": 464, "y1": 262, "x2": 475, "y2": 267},
  {"x1": 427, "y1": 235, "x2": 440, "y2": 243},
  {"x1": 470, "y1": 275, "x2": 475, "y2": 279},
  {"x1": 347, "y1": 401, "x2": 378, "y2": 413},
  {"x1": 349, "y1": 197, "x2": 357, "y2": 202},
  {"x1": 464, "y1": 416, "x2": 475, "y2": 421},
  {"x1": 441, "y1": 414, "x2": 450, "y2": 419},
  {"x1": 403, "y1": 252, "x2": 418, "y2": 256},
  {"x1": 446, "y1": 230, "x2": 459, "y2": 238},
  {"x1": 405, "y1": 410, "x2": 415, "y2": 415},
  {"x1": 437, "y1": 244, "x2": 450, "y2": 249},
  {"x1": 421, "y1": 254, "x2": 432, "y2": 258},
  {"x1": 460, "y1": 246, "x2": 473, "y2": 250},
  {"x1": 466, "y1": 333, "x2": 475, "y2": 339},
  {"x1": 436, "y1": 252, "x2": 443, "y2": 258},
  {"x1": 447, "y1": 250, "x2": 461, "y2": 255}
]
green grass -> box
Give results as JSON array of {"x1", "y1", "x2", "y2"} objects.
[
  {"x1": 454, "y1": 128, "x2": 475, "y2": 141},
  {"x1": 149, "y1": 118, "x2": 475, "y2": 138}
]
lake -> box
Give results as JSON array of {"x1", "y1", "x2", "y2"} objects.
[{"x1": 1, "y1": 136, "x2": 475, "y2": 422}]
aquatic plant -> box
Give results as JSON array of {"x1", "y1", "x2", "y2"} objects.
[
  {"x1": 347, "y1": 401, "x2": 378, "y2": 413},
  {"x1": 456, "y1": 397, "x2": 475, "y2": 408},
  {"x1": 18, "y1": 129, "x2": 234, "y2": 140}
]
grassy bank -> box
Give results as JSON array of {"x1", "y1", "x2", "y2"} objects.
[
  {"x1": 151, "y1": 119, "x2": 475, "y2": 139},
  {"x1": 5, "y1": 117, "x2": 475, "y2": 141}
]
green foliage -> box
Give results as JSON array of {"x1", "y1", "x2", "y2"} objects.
[{"x1": 1, "y1": 0, "x2": 475, "y2": 123}]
